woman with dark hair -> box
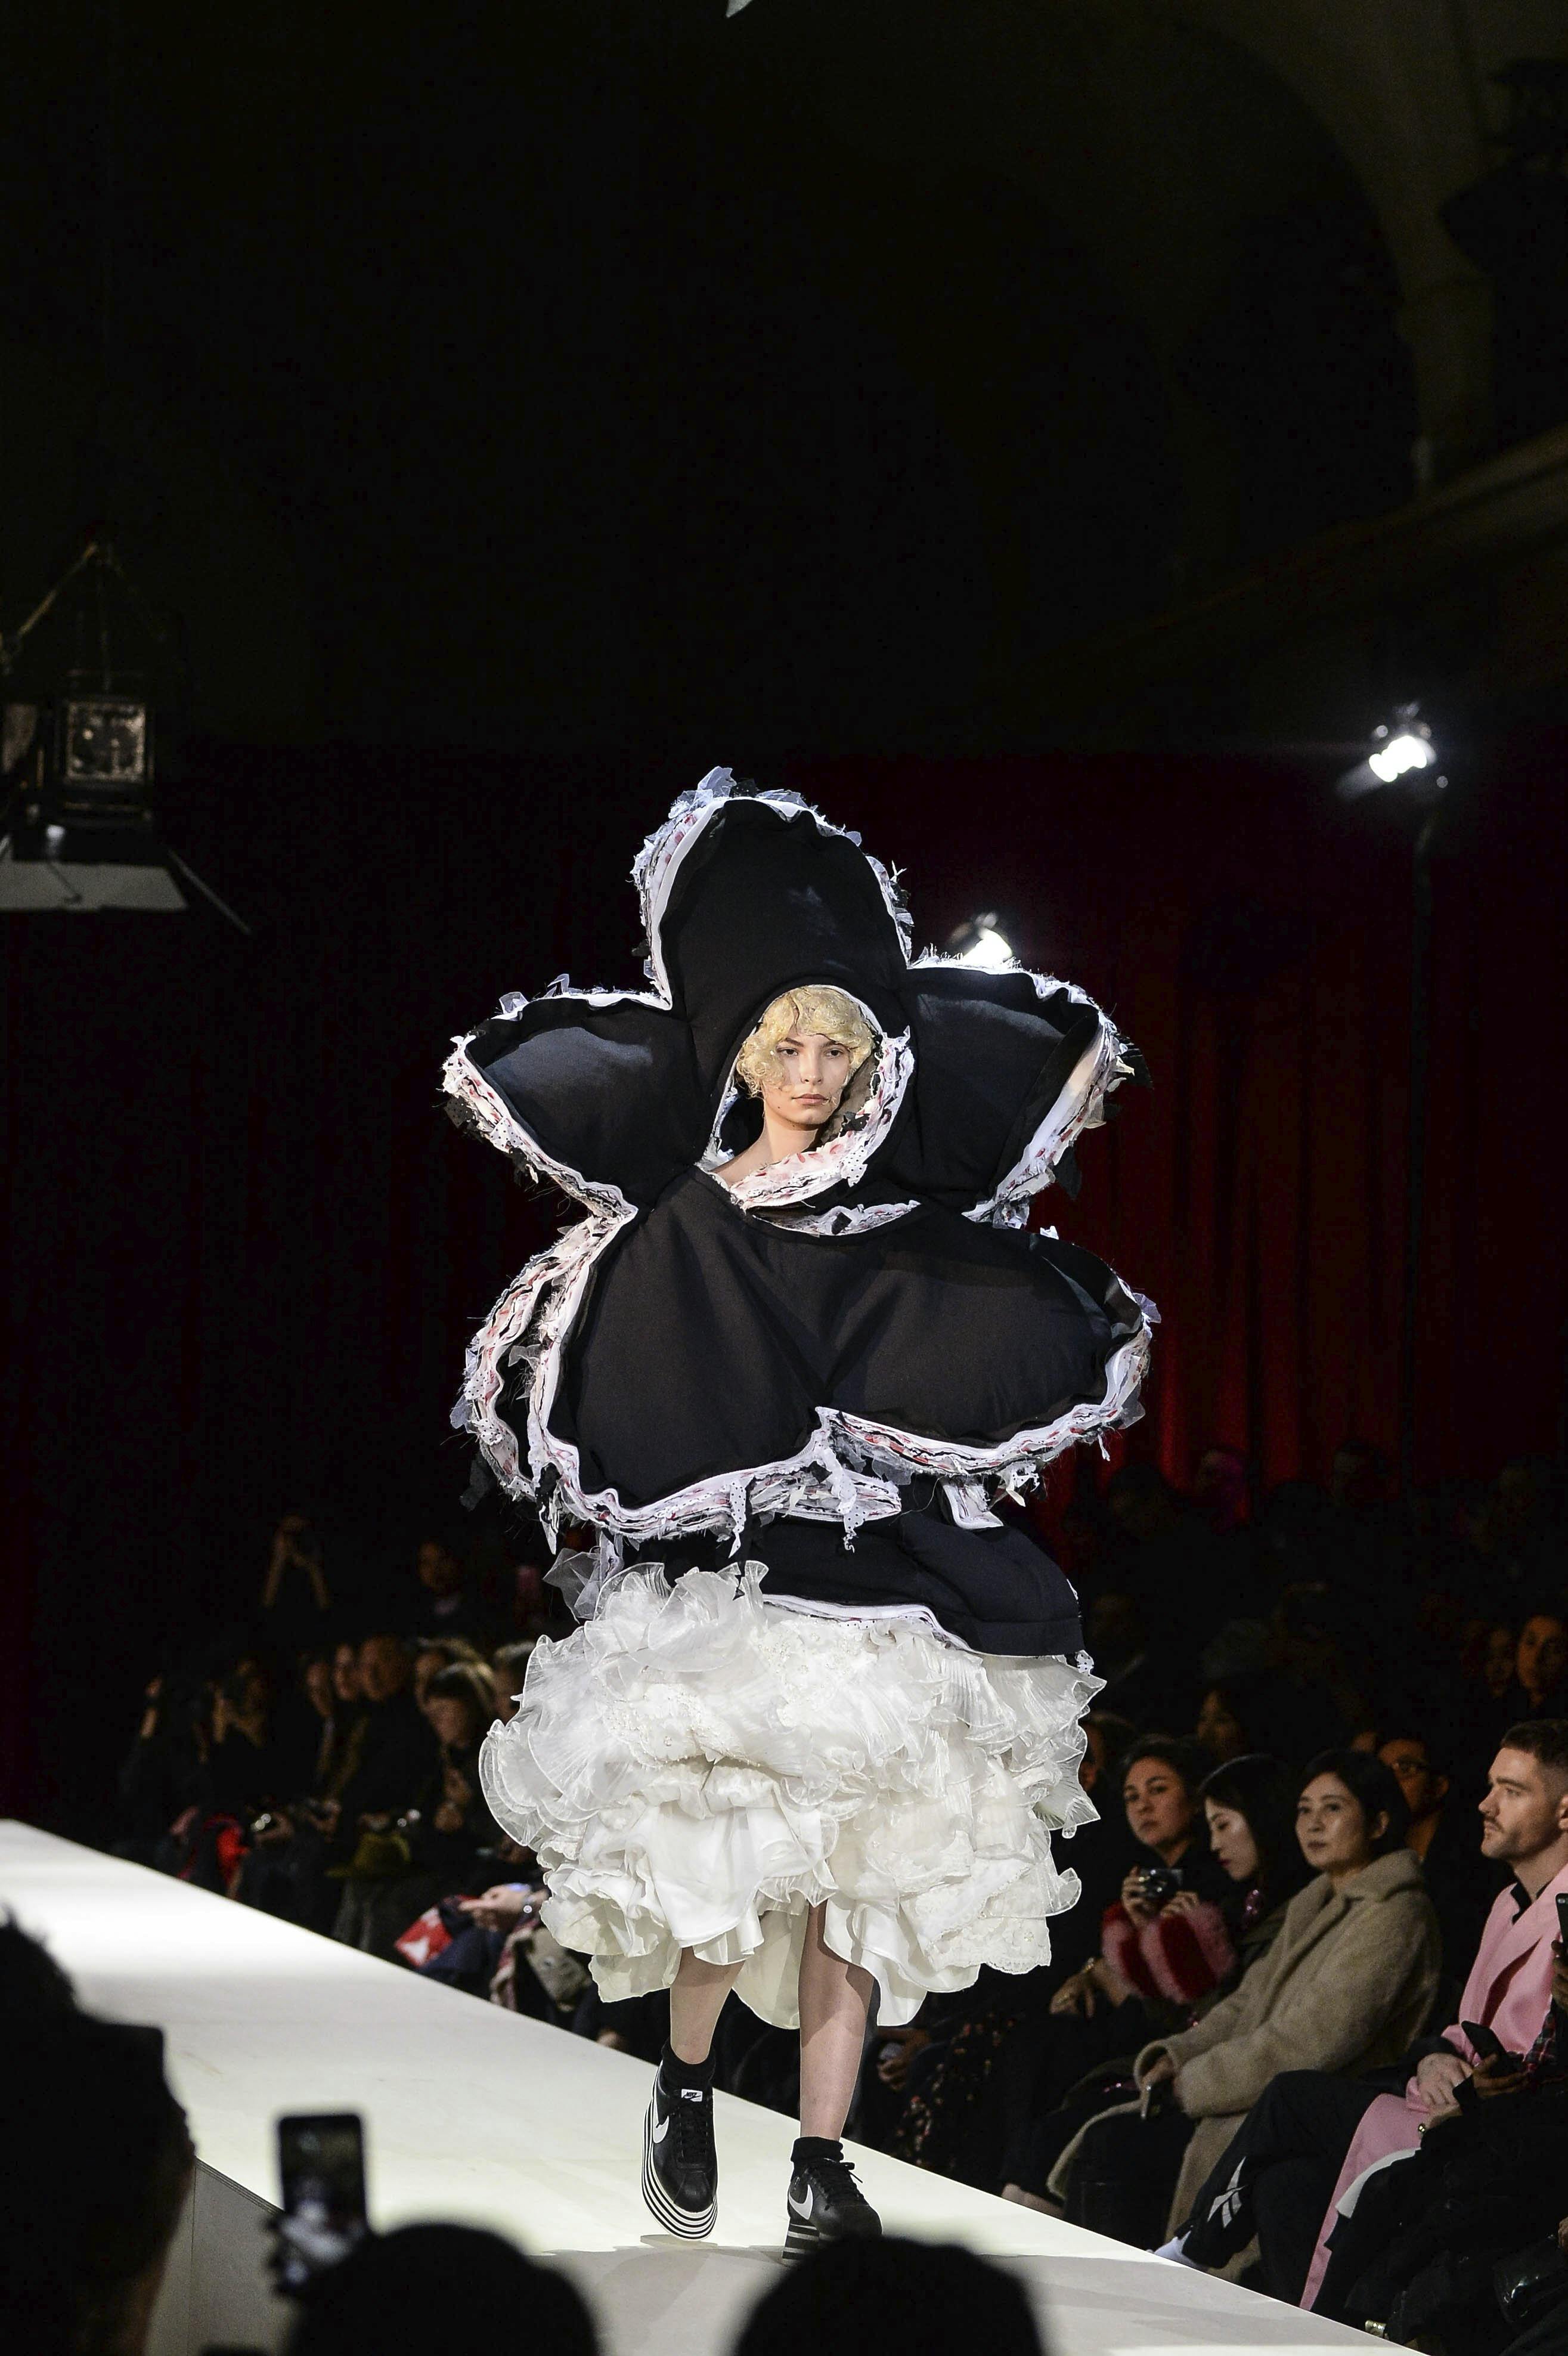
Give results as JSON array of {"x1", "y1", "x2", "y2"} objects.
[
  {"x1": 1029, "y1": 1754, "x2": 1313, "y2": 2237},
  {"x1": 1028, "y1": 1739, "x2": 1227, "y2": 2063},
  {"x1": 1003, "y1": 1753, "x2": 1309, "y2": 2224},
  {"x1": 417, "y1": 1661, "x2": 499, "y2": 1880},
  {"x1": 1140, "y1": 1748, "x2": 1437, "y2": 2250},
  {"x1": 954, "y1": 1739, "x2": 1224, "y2": 2195}
]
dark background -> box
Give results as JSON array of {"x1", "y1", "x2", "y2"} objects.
[{"x1": 2, "y1": 3, "x2": 1563, "y2": 1823}]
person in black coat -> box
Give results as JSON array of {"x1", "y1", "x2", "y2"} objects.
[
  {"x1": 1377, "y1": 1729, "x2": 1505, "y2": 1985},
  {"x1": 327, "y1": 1634, "x2": 442, "y2": 1958}
]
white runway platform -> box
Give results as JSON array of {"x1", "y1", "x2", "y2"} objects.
[{"x1": 1, "y1": 1823, "x2": 1374, "y2": 2354}]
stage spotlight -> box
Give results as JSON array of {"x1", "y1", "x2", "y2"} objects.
[
  {"x1": 1335, "y1": 705, "x2": 1446, "y2": 804},
  {"x1": 1369, "y1": 729, "x2": 1435, "y2": 785},
  {"x1": 946, "y1": 911, "x2": 1015, "y2": 968}
]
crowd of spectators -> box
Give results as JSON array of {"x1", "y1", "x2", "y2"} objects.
[{"x1": 92, "y1": 1442, "x2": 1568, "y2": 2350}]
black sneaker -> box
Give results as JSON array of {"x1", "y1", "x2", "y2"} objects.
[
  {"x1": 640, "y1": 2064, "x2": 718, "y2": 2239},
  {"x1": 783, "y1": 2143, "x2": 882, "y2": 2259}
]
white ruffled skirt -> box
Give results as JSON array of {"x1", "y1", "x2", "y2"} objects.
[{"x1": 479, "y1": 1564, "x2": 1101, "y2": 2028}]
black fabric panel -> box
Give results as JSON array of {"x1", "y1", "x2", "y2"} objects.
[
  {"x1": 467, "y1": 1000, "x2": 708, "y2": 1207},
  {"x1": 654, "y1": 1508, "x2": 1085, "y2": 1659},
  {"x1": 550, "y1": 1172, "x2": 1129, "y2": 1510},
  {"x1": 659, "y1": 801, "x2": 907, "y2": 1088},
  {"x1": 880, "y1": 974, "x2": 1105, "y2": 1208}
]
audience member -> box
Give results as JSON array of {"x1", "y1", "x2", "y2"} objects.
[
  {"x1": 413, "y1": 1632, "x2": 484, "y2": 1707},
  {"x1": 328, "y1": 1633, "x2": 443, "y2": 1956},
  {"x1": 1006, "y1": 1751, "x2": 1312, "y2": 2234},
  {"x1": 0, "y1": 1924, "x2": 195, "y2": 2356},
  {"x1": 1293, "y1": 1720, "x2": 1568, "y2": 2308},
  {"x1": 259, "y1": 1510, "x2": 332, "y2": 1643},
  {"x1": 961, "y1": 1741, "x2": 1226, "y2": 2191},
  {"x1": 284, "y1": 2224, "x2": 596, "y2": 2356},
  {"x1": 409, "y1": 1535, "x2": 492, "y2": 1645},
  {"x1": 734, "y1": 2236, "x2": 1045, "y2": 2356},
  {"x1": 870, "y1": 1708, "x2": 1136, "y2": 2179},
  {"x1": 1377, "y1": 1727, "x2": 1503, "y2": 1983},
  {"x1": 1144, "y1": 1748, "x2": 1438, "y2": 2258},
  {"x1": 1502, "y1": 1612, "x2": 1568, "y2": 1728},
  {"x1": 491, "y1": 1639, "x2": 536, "y2": 1723},
  {"x1": 1310, "y1": 1927, "x2": 1568, "y2": 2339}
]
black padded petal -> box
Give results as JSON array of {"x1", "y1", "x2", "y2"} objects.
[
  {"x1": 465, "y1": 998, "x2": 708, "y2": 1208},
  {"x1": 879, "y1": 970, "x2": 1108, "y2": 1209}
]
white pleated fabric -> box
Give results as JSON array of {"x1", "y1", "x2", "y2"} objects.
[{"x1": 479, "y1": 1564, "x2": 1101, "y2": 2028}]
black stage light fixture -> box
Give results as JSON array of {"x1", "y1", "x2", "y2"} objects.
[
  {"x1": 0, "y1": 539, "x2": 246, "y2": 926},
  {"x1": 0, "y1": 539, "x2": 181, "y2": 909},
  {"x1": 1333, "y1": 701, "x2": 1452, "y2": 1499}
]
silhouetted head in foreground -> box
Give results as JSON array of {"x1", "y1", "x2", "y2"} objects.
[
  {"x1": 736, "y1": 2236, "x2": 1047, "y2": 2356},
  {"x1": 285, "y1": 2224, "x2": 597, "y2": 2356},
  {"x1": 0, "y1": 1922, "x2": 194, "y2": 2356}
]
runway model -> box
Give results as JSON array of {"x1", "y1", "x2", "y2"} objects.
[{"x1": 444, "y1": 773, "x2": 1152, "y2": 2253}]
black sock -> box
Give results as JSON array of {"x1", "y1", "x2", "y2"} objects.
[
  {"x1": 660, "y1": 2042, "x2": 715, "y2": 2093},
  {"x1": 791, "y1": 2136, "x2": 842, "y2": 2166}
]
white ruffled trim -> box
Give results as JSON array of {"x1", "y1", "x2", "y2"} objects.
[{"x1": 479, "y1": 1564, "x2": 1102, "y2": 2028}]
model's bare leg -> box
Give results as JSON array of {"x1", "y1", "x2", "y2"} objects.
[
  {"x1": 797, "y1": 1902, "x2": 875, "y2": 2138},
  {"x1": 670, "y1": 1949, "x2": 743, "y2": 2064}
]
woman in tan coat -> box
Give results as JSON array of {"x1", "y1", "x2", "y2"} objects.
[{"x1": 1135, "y1": 1750, "x2": 1439, "y2": 2234}]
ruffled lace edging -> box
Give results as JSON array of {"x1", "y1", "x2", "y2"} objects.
[{"x1": 479, "y1": 1564, "x2": 1101, "y2": 2029}]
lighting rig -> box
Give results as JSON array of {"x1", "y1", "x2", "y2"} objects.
[{"x1": 0, "y1": 538, "x2": 246, "y2": 929}]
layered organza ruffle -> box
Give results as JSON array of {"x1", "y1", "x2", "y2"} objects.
[{"x1": 479, "y1": 1564, "x2": 1101, "y2": 2028}]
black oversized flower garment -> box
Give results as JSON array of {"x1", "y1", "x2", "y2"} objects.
[{"x1": 444, "y1": 774, "x2": 1154, "y2": 1655}]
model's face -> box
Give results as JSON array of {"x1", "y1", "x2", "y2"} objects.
[
  {"x1": 1122, "y1": 1757, "x2": 1194, "y2": 1855},
  {"x1": 1378, "y1": 1738, "x2": 1445, "y2": 1822},
  {"x1": 1517, "y1": 1616, "x2": 1567, "y2": 1699},
  {"x1": 758, "y1": 1030, "x2": 853, "y2": 1138},
  {"x1": 1204, "y1": 1799, "x2": 1260, "y2": 1884},
  {"x1": 332, "y1": 1643, "x2": 361, "y2": 1703},
  {"x1": 1296, "y1": 1775, "x2": 1378, "y2": 1877},
  {"x1": 1480, "y1": 1746, "x2": 1568, "y2": 1864}
]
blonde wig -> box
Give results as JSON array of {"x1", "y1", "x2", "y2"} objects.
[{"x1": 734, "y1": 986, "x2": 877, "y2": 1117}]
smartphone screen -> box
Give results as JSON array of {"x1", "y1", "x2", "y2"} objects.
[{"x1": 275, "y1": 2114, "x2": 368, "y2": 2295}]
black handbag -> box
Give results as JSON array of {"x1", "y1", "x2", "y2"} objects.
[{"x1": 1493, "y1": 2234, "x2": 1568, "y2": 2332}]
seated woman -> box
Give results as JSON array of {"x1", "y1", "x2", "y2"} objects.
[
  {"x1": 1009, "y1": 1751, "x2": 1312, "y2": 2236},
  {"x1": 1144, "y1": 1750, "x2": 1439, "y2": 2255},
  {"x1": 945, "y1": 1739, "x2": 1226, "y2": 2191}
]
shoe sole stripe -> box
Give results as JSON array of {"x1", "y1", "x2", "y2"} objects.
[{"x1": 640, "y1": 2098, "x2": 716, "y2": 2239}]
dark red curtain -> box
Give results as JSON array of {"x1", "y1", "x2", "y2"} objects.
[{"x1": 4, "y1": 742, "x2": 1563, "y2": 1821}]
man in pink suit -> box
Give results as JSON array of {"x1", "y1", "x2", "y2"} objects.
[{"x1": 1301, "y1": 1720, "x2": 1568, "y2": 2308}]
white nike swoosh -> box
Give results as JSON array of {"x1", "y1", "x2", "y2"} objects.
[
  {"x1": 652, "y1": 2116, "x2": 670, "y2": 2144},
  {"x1": 788, "y1": 2185, "x2": 814, "y2": 2219}
]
